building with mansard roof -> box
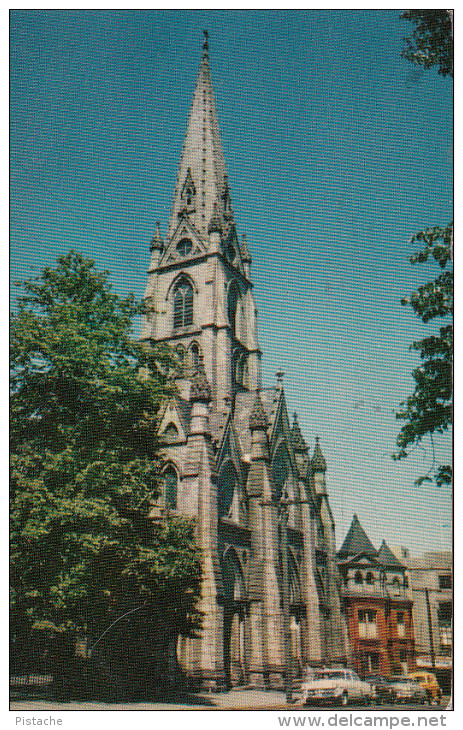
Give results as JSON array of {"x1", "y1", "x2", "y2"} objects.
[
  {"x1": 141, "y1": 33, "x2": 345, "y2": 690},
  {"x1": 337, "y1": 515, "x2": 415, "y2": 678}
]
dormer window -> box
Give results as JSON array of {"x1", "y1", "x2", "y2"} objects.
[{"x1": 177, "y1": 238, "x2": 192, "y2": 257}]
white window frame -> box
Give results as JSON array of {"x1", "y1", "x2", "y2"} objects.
[{"x1": 358, "y1": 609, "x2": 378, "y2": 639}]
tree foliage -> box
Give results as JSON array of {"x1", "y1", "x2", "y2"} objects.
[
  {"x1": 401, "y1": 10, "x2": 453, "y2": 77},
  {"x1": 393, "y1": 225, "x2": 453, "y2": 487},
  {"x1": 10, "y1": 252, "x2": 201, "y2": 692},
  {"x1": 395, "y1": 11, "x2": 453, "y2": 488}
]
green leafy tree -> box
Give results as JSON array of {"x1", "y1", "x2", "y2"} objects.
[
  {"x1": 393, "y1": 224, "x2": 453, "y2": 486},
  {"x1": 401, "y1": 10, "x2": 453, "y2": 77},
  {"x1": 395, "y1": 11, "x2": 453, "y2": 488},
  {"x1": 10, "y1": 252, "x2": 201, "y2": 696}
]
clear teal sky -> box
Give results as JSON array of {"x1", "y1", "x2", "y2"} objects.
[{"x1": 10, "y1": 9, "x2": 453, "y2": 555}]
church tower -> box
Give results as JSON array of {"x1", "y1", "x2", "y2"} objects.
[
  {"x1": 141, "y1": 31, "x2": 261, "y2": 413},
  {"x1": 142, "y1": 33, "x2": 346, "y2": 690}
]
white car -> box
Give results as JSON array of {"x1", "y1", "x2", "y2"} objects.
[{"x1": 302, "y1": 668, "x2": 372, "y2": 707}]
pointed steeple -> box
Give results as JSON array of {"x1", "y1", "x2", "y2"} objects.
[
  {"x1": 311, "y1": 436, "x2": 327, "y2": 473},
  {"x1": 291, "y1": 413, "x2": 308, "y2": 452},
  {"x1": 167, "y1": 31, "x2": 229, "y2": 241},
  {"x1": 377, "y1": 540, "x2": 405, "y2": 568},
  {"x1": 147, "y1": 221, "x2": 164, "y2": 273},
  {"x1": 240, "y1": 234, "x2": 252, "y2": 263},
  {"x1": 150, "y1": 221, "x2": 164, "y2": 251},
  {"x1": 338, "y1": 515, "x2": 377, "y2": 559}
]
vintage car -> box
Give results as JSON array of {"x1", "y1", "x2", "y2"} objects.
[
  {"x1": 389, "y1": 676, "x2": 428, "y2": 704},
  {"x1": 302, "y1": 668, "x2": 372, "y2": 707},
  {"x1": 364, "y1": 674, "x2": 396, "y2": 704},
  {"x1": 408, "y1": 671, "x2": 443, "y2": 704}
]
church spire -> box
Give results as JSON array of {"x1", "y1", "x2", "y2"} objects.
[{"x1": 167, "y1": 31, "x2": 230, "y2": 241}]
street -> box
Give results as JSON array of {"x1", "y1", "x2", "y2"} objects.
[{"x1": 10, "y1": 691, "x2": 451, "y2": 712}]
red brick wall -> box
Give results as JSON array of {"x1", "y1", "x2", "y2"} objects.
[{"x1": 345, "y1": 598, "x2": 415, "y2": 676}]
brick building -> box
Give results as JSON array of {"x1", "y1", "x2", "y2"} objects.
[{"x1": 337, "y1": 515, "x2": 415, "y2": 677}]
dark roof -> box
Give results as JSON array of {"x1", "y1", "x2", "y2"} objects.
[
  {"x1": 338, "y1": 515, "x2": 377, "y2": 558},
  {"x1": 291, "y1": 413, "x2": 308, "y2": 452},
  {"x1": 337, "y1": 552, "x2": 382, "y2": 568},
  {"x1": 377, "y1": 540, "x2": 405, "y2": 568},
  {"x1": 311, "y1": 436, "x2": 326, "y2": 473}
]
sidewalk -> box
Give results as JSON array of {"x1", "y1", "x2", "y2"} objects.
[
  {"x1": 10, "y1": 691, "x2": 452, "y2": 712},
  {"x1": 10, "y1": 688, "x2": 293, "y2": 711}
]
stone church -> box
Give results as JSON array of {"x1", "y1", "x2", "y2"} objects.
[{"x1": 141, "y1": 33, "x2": 346, "y2": 689}]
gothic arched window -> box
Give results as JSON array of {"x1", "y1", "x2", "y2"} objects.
[
  {"x1": 354, "y1": 571, "x2": 364, "y2": 585},
  {"x1": 236, "y1": 354, "x2": 246, "y2": 387},
  {"x1": 173, "y1": 279, "x2": 193, "y2": 329},
  {"x1": 366, "y1": 571, "x2": 374, "y2": 585},
  {"x1": 228, "y1": 282, "x2": 239, "y2": 337},
  {"x1": 289, "y1": 554, "x2": 302, "y2": 605},
  {"x1": 221, "y1": 549, "x2": 245, "y2": 602},
  {"x1": 163, "y1": 465, "x2": 178, "y2": 509},
  {"x1": 231, "y1": 349, "x2": 239, "y2": 389},
  {"x1": 218, "y1": 462, "x2": 239, "y2": 519},
  {"x1": 175, "y1": 344, "x2": 186, "y2": 365},
  {"x1": 176, "y1": 238, "x2": 192, "y2": 257},
  {"x1": 163, "y1": 422, "x2": 179, "y2": 443},
  {"x1": 272, "y1": 445, "x2": 290, "y2": 502},
  {"x1": 189, "y1": 342, "x2": 201, "y2": 368}
]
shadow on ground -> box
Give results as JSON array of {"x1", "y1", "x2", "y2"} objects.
[{"x1": 10, "y1": 685, "x2": 216, "y2": 707}]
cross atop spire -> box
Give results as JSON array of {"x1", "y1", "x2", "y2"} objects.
[{"x1": 167, "y1": 32, "x2": 230, "y2": 241}]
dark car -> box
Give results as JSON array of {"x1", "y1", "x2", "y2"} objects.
[{"x1": 365, "y1": 675, "x2": 396, "y2": 705}]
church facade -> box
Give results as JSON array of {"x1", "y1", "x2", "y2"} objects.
[{"x1": 141, "y1": 34, "x2": 346, "y2": 689}]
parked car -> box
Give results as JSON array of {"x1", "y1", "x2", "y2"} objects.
[
  {"x1": 302, "y1": 668, "x2": 372, "y2": 707},
  {"x1": 408, "y1": 672, "x2": 443, "y2": 705},
  {"x1": 364, "y1": 675, "x2": 396, "y2": 705},
  {"x1": 389, "y1": 676, "x2": 428, "y2": 704}
]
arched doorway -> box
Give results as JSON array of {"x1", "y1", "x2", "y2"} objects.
[{"x1": 221, "y1": 549, "x2": 246, "y2": 687}]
